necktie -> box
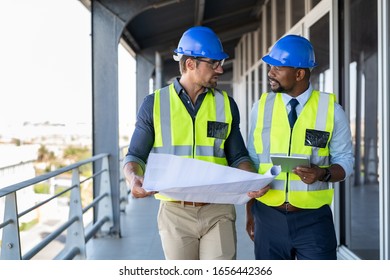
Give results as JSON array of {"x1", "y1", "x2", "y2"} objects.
[{"x1": 288, "y1": 98, "x2": 299, "y2": 128}]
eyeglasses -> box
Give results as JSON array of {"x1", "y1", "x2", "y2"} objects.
[{"x1": 194, "y1": 58, "x2": 225, "y2": 70}]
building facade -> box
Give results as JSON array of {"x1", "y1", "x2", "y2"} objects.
[
  {"x1": 74, "y1": 0, "x2": 390, "y2": 260},
  {"x1": 232, "y1": 0, "x2": 389, "y2": 260}
]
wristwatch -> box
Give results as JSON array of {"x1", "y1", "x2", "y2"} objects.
[{"x1": 322, "y1": 168, "x2": 331, "y2": 182}]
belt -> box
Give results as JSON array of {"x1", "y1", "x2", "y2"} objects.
[
  {"x1": 170, "y1": 201, "x2": 210, "y2": 207},
  {"x1": 273, "y1": 202, "x2": 303, "y2": 212}
]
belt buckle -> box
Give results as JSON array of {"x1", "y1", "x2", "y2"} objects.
[
  {"x1": 180, "y1": 201, "x2": 197, "y2": 207},
  {"x1": 284, "y1": 202, "x2": 294, "y2": 212}
]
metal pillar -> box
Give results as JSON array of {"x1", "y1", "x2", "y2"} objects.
[
  {"x1": 136, "y1": 55, "x2": 155, "y2": 110},
  {"x1": 91, "y1": 0, "x2": 124, "y2": 237}
]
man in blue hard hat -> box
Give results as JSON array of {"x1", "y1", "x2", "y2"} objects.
[
  {"x1": 123, "y1": 26, "x2": 268, "y2": 260},
  {"x1": 246, "y1": 34, "x2": 354, "y2": 259}
]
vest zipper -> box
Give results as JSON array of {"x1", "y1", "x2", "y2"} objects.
[
  {"x1": 192, "y1": 115, "x2": 196, "y2": 158},
  {"x1": 288, "y1": 127, "x2": 293, "y2": 156},
  {"x1": 286, "y1": 127, "x2": 294, "y2": 199}
]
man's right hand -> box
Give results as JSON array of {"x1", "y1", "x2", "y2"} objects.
[
  {"x1": 123, "y1": 162, "x2": 156, "y2": 198},
  {"x1": 129, "y1": 174, "x2": 156, "y2": 198}
]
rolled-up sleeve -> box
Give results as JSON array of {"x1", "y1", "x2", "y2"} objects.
[
  {"x1": 247, "y1": 100, "x2": 260, "y2": 170},
  {"x1": 329, "y1": 104, "x2": 354, "y2": 179},
  {"x1": 122, "y1": 94, "x2": 155, "y2": 172},
  {"x1": 224, "y1": 96, "x2": 252, "y2": 167}
]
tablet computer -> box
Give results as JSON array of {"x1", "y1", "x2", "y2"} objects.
[{"x1": 270, "y1": 155, "x2": 310, "y2": 172}]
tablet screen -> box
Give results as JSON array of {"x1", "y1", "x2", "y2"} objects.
[{"x1": 270, "y1": 155, "x2": 310, "y2": 172}]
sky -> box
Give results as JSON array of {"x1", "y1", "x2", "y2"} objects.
[{"x1": 0, "y1": 0, "x2": 136, "y2": 128}]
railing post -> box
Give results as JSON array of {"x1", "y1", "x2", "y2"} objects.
[
  {"x1": 98, "y1": 156, "x2": 113, "y2": 234},
  {"x1": 61, "y1": 168, "x2": 86, "y2": 259},
  {"x1": 0, "y1": 193, "x2": 21, "y2": 260},
  {"x1": 119, "y1": 146, "x2": 129, "y2": 212},
  {"x1": 119, "y1": 168, "x2": 128, "y2": 212}
]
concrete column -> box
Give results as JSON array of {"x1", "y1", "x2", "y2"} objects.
[
  {"x1": 155, "y1": 51, "x2": 162, "y2": 90},
  {"x1": 136, "y1": 55, "x2": 155, "y2": 111},
  {"x1": 91, "y1": 1, "x2": 125, "y2": 237}
]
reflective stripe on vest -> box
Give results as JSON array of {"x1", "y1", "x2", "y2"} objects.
[
  {"x1": 253, "y1": 90, "x2": 335, "y2": 208},
  {"x1": 152, "y1": 84, "x2": 232, "y2": 201}
]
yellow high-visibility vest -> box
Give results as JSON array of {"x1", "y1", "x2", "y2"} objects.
[
  {"x1": 152, "y1": 83, "x2": 232, "y2": 201},
  {"x1": 252, "y1": 90, "x2": 335, "y2": 208}
]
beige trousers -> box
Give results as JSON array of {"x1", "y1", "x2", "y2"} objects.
[{"x1": 157, "y1": 201, "x2": 237, "y2": 260}]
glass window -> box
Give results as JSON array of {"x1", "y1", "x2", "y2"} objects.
[
  {"x1": 292, "y1": 0, "x2": 305, "y2": 26},
  {"x1": 267, "y1": 3, "x2": 272, "y2": 49},
  {"x1": 248, "y1": 71, "x2": 256, "y2": 124},
  {"x1": 258, "y1": 64, "x2": 263, "y2": 96},
  {"x1": 312, "y1": 0, "x2": 322, "y2": 9},
  {"x1": 309, "y1": 13, "x2": 330, "y2": 92},
  {"x1": 276, "y1": 0, "x2": 286, "y2": 38},
  {"x1": 344, "y1": 0, "x2": 379, "y2": 260}
]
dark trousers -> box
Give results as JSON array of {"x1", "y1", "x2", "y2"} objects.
[{"x1": 252, "y1": 200, "x2": 337, "y2": 260}]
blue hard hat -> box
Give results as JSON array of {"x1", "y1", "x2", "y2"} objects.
[
  {"x1": 174, "y1": 26, "x2": 229, "y2": 60},
  {"x1": 262, "y1": 34, "x2": 317, "y2": 68}
]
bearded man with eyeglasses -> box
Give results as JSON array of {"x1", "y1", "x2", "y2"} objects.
[{"x1": 123, "y1": 26, "x2": 268, "y2": 260}]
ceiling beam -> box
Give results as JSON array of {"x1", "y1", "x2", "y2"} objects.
[{"x1": 194, "y1": 0, "x2": 205, "y2": 25}]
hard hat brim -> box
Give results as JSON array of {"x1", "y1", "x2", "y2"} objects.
[
  {"x1": 262, "y1": 54, "x2": 285, "y2": 67},
  {"x1": 262, "y1": 54, "x2": 317, "y2": 68},
  {"x1": 174, "y1": 48, "x2": 229, "y2": 61}
]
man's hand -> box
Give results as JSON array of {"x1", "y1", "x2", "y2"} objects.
[
  {"x1": 123, "y1": 162, "x2": 156, "y2": 198},
  {"x1": 293, "y1": 163, "x2": 345, "y2": 184},
  {"x1": 129, "y1": 174, "x2": 157, "y2": 198},
  {"x1": 246, "y1": 199, "x2": 256, "y2": 241},
  {"x1": 247, "y1": 185, "x2": 270, "y2": 198}
]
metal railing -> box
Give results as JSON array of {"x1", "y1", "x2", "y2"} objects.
[
  {"x1": 119, "y1": 145, "x2": 131, "y2": 212},
  {"x1": 0, "y1": 153, "x2": 114, "y2": 260}
]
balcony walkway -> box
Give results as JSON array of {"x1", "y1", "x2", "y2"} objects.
[{"x1": 86, "y1": 196, "x2": 255, "y2": 260}]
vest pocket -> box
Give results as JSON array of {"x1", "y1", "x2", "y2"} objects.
[
  {"x1": 207, "y1": 121, "x2": 229, "y2": 139},
  {"x1": 305, "y1": 129, "x2": 330, "y2": 148}
]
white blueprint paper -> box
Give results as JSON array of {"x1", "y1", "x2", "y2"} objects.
[{"x1": 143, "y1": 153, "x2": 281, "y2": 205}]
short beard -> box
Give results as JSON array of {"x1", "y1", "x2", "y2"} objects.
[
  {"x1": 269, "y1": 79, "x2": 286, "y2": 93},
  {"x1": 271, "y1": 86, "x2": 285, "y2": 93},
  {"x1": 203, "y1": 79, "x2": 217, "y2": 88}
]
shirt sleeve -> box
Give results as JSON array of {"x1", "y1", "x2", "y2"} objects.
[
  {"x1": 247, "y1": 100, "x2": 260, "y2": 170},
  {"x1": 329, "y1": 103, "x2": 355, "y2": 179},
  {"x1": 122, "y1": 94, "x2": 155, "y2": 171},
  {"x1": 224, "y1": 96, "x2": 253, "y2": 167}
]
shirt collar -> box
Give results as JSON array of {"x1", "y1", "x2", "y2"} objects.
[
  {"x1": 173, "y1": 77, "x2": 210, "y2": 96},
  {"x1": 173, "y1": 77, "x2": 183, "y2": 95},
  {"x1": 282, "y1": 84, "x2": 313, "y2": 107}
]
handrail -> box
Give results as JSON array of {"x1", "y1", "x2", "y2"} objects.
[
  {"x1": 18, "y1": 184, "x2": 78, "y2": 218},
  {"x1": 0, "y1": 153, "x2": 108, "y2": 197},
  {"x1": 85, "y1": 216, "x2": 110, "y2": 242},
  {"x1": 23, "y1": 216, "x2": 79, "y2": 260},
  {"x1": 119, "y1": 145, "x2": 130, "y2": 211},
  {"x1": 82, "y1": 192, "x2": 108, "y2": 214},
  {"x1": 0, "y1": 153, "x2": 114, "y2": 260},
  {"x1": 62, "y1": 247, "x2": 81, "y2": 260}
]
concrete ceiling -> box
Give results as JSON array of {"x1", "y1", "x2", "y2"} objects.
[{"x1": 81, "y1": 0, "x2": 264, "y2": 82}]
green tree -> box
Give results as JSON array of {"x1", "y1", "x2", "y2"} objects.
[{"x1": 37, "y1": 144, "x2": 55, "y2": 162}]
